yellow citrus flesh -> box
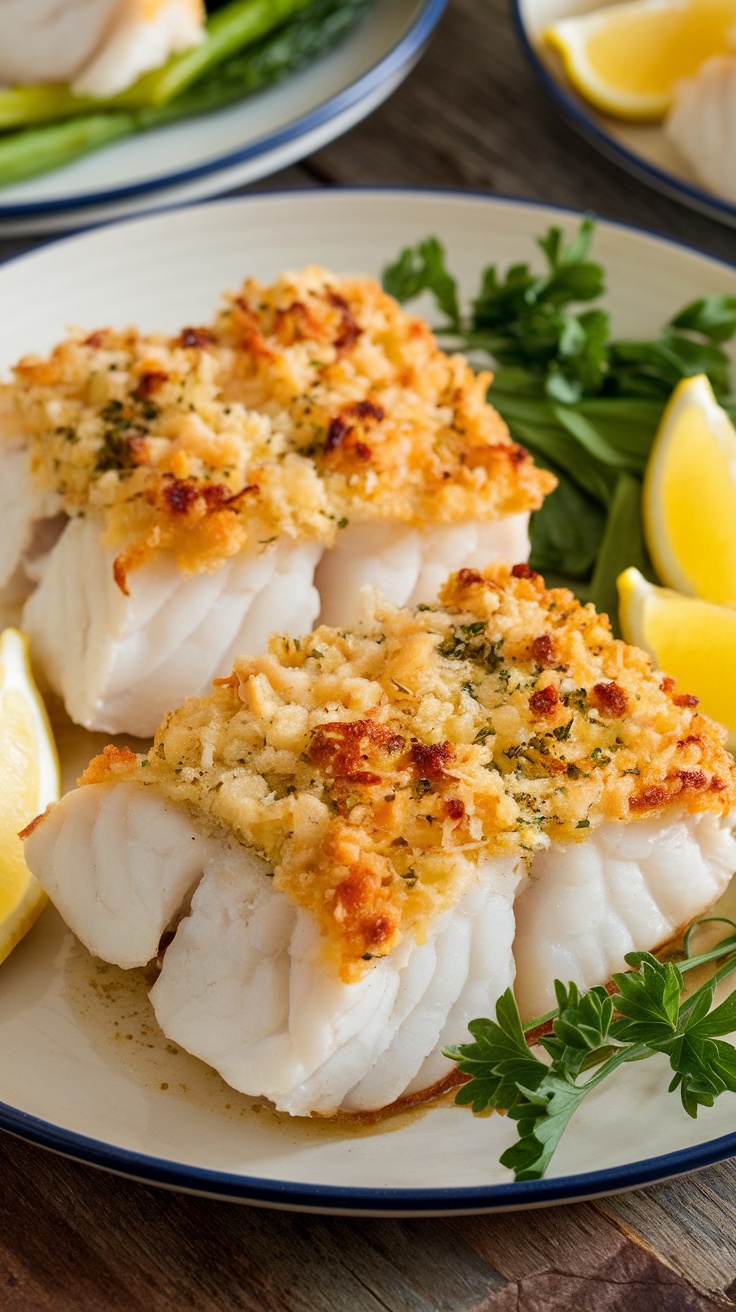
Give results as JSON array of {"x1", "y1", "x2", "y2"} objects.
[
  {"x1": 618, "y1": 567, "x2": 736, "y2": 748},
  {"x1": 545, "y1": 0, "x2": 736, "y2": 121},
  {"x1": 0, "y1": 630, "x2": 59, "y2": 965},
  {"x1": 643, "y1": 374, "x2": 736, "y2": 606}
]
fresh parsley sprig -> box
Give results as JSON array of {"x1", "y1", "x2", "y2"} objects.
[
  {"x1": 443, "y1": 923, "x2": 736, "y2": 1182},
  {"x1": 383, "y1": 218, "x2": 736, "y2": 408},
  {"x1": 382, "y1": 223, "x2": 736, "y2": 632}
]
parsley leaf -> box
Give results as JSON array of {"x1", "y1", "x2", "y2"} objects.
[
  {"x1": 382, "y1": 222, "x2": 736, "y2": 634},
  {"x1": 444, "y1": 926, "x2": 736, "y2": 1182},
  {"x1": 382, "y1": 237, "x2": 460, "y2": 330}
]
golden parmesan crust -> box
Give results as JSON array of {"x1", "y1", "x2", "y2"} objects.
[
  {"x1": 79, "y1": 563, "x2": 736, "y2": 981},
  {"x1": 214, "y1": 269, "x2": 555, "y2": 524},
  {"x1": 0, "y1": 268, "x2": 554, "y2": 581}
]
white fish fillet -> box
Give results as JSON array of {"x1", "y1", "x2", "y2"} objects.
[
  {"x1": 0, "y1": 447, "x2": 43, "y2": 594},
  {"x1": 0, "y1": 446, "x2": 63, "y2": 624},
  {"x1": 347, "y1": 871, "x2": 520, "y2": 1109},
  {"x1": 0, "y1": 0, "x2": 203, "y2": 97},
  {"x1": 0, "y1": 0, "x2": 118, "y2": 86},
  {"x1": 22, "y1": 516, "x2": 322, "y2": 737},
  {"x1": 665, "y1": 55, "x2": 736, "y2": 203},
  {"x1": 25, "y1": 780, "x2": 522, "y2": 1115},
  {"x1": 152, "y1": 848, "x2": 522, "y2": 1116},
  {"x1": 513, "y1": 811, "x2": 736, "y2": 1020},
  {"x1": 26, "y1": 777, "x2": 736, "y2": 1115},
  {"x1": 23, "y1": 782, "x2": 216, "y2": 970},
  {"x1": 73, "y1": 0, "x2": 205, "y2": 98},
  {"x1": 3, "y1": 486, "x2": 532, "y2": 736},
  {"x1": 315, "y1": 515, "x2": 531, "y2": 627}
]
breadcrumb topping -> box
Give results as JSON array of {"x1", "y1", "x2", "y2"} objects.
[
  {"x1": 0, "y1": 267, "x2": 554, "y2": 585},
  {"x1": 80, "y1": 563, "x2": 736, "y2": 980}
]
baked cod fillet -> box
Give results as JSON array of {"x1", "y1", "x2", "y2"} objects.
[
  {"x1": 24, "y1": 564, "x2": 736, "y2": 1116},
  {"x1": 0, "y1": 0, "x2": 204, "y2": 97},
  {"x1": 0, "y1": 268, "x2": 553, "y2": 736}
]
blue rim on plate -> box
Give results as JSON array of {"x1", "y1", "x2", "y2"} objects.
[
  {"x1": 4, "y1": 1094, "x2": 736, "y2": 1213},
  {"x1": 0, "y1": 0, "x2": 447, "y2": 218},
  {"x1": 509, "y1": 0, "x2": 736, "y2": 230},
  {"x1": 2, "y1": 186, "x2": 736, "y2": 1215},
  {"x1": 3, "y1": 183, "x2": 733, "y2": 289}
]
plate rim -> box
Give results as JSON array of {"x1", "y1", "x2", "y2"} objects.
[
  {"x1": 2, "y1": 184, "x2": 736, "y2": 1213},
  {"x1": 4, "y1": 1093, "x2": 736, "y2": 1213},
  {"x1": 3, "y1": 184, "x2": 735, "y2": 283},
  {"x1": 0, "y1": 0, "x2": 447, "y2": 219},
  {"x1": 509, "y1": 0, "x2": 736, "y2": 229}
]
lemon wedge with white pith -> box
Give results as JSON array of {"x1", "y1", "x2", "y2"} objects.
[
  {"x1": 618, "y1": 568, "x2": 736, "y2": 748},
  {"x1": 545, "y1": 0, "x2": 736, "y2": 122},
  {"x1": 642, "y1": 373, "x2": 736, "y2": 606},
  {"x1": 0, "y1": 629, "x2": 59, "y2": 965}
]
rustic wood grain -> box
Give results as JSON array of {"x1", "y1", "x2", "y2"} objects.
[
  {"x1": 0, "y1": 1132, "x2": 731, "y2": 1311},
  {"x1": 451, "y1": 1204, "x2": 729, "y2": 1310},
  {"x1": 310, "y1": 0, "x2": 736, "y2": 265},
  {"x1": 2, "y1": 3, "x2": 736, "y2": 1309},
  {"x1": 597, "y1": 1160, "x2": 736, "y2": 1301},
  {"x1": 0, "y1": 1135, "x2": 514, "y2": 1312}
]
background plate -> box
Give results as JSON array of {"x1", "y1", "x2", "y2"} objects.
[
  {"x1": 2, "y1": 189, "x2": 736, "y2": 1215},
  {"x1": 0, "y1": 0, "x2": 446, "y2": 232},
  {"x1": 513, "y1": 0, "x2": 736, "y2": 230}
]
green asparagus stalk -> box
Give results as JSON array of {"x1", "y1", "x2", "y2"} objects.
[
  {"x1": 0, "y1": 85, "x2": 96, "y2": 132},
  {"x1": 0, "y1": 0, "x2": 373, "y2": 188},
  {"x1": 141, "y1": 0, "x2": 374, "y2": 118},
  {"x1": 0, "y1": 114, "x2": 138, "y2": 185},
  {"x1": 116, "y1": 0, "x2": 316, "y2": 108},
  {"x1": 0, "y1": 0, "x2": 315, "y2": 131}
]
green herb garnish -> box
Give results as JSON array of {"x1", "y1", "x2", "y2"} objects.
[
  {"x1": 383, "y1": 221, "x2": 736, "y2": 633},
  {"x1": 444, "y1": 921, "x2": 736, "y2": 1182}
]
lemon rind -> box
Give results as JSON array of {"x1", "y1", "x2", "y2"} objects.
[
  {"x1": 0, "y1": 628, "x2": 60, "y2": 806},
  {"x1": 643, "y1": 374, "x2": 736, "y2": 603},
  {"x1": 0, "y1": 628, "x2": 59, "y2": 965},
  {"x1": 543, "y1": 19, "x2": 672, "y2": 122},
  {"x1": 617, "y1": 567, "x2": 736, "y2": 752}
]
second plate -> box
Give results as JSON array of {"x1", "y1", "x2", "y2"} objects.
[
  {"x1": 513, "y1": 0, "x2": 736, "y2": 230},
  {"x1": 0, "y1": 0, "x2": 446, "y2": 233}
]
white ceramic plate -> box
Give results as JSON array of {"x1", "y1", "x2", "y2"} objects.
[
  {"x1": 513, "y1": 0, "x2": 736, "y2": 230},
  {"x1": 2, "y1": 189, "x2": 736, "y2": 1216},
  {"x1": 0, "y1": 0, "x2": 446, "y2": 235}
]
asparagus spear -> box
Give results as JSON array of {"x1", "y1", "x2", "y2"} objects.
[
  {"x1": 0, "y1": 0, "x2": 374, "y2": 188},
  {"x1": 0, "y1": 0, "x2": 315, "y2": 131},
  {"x1": 0, "y1": 115, "x2": 138, "y2": 186},
  {"x1": 0, "y1": 85, "x2": 93, "y2": 132},
  {"x1": 117, "y1": 0, "x2": 317, "y2": 107}
]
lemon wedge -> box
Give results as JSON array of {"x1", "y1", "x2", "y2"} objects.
[
  {"x1": 0, "y1": 629, "x2": 59, "y2": 965},
  {"x1": 618, "y1": 567, "x2": 736, "y2": 747},
  {"x1": 544, "y1": 0, "x2": 736, "y2": 121},
  {"x1": 643, "y1": 373, "x2": 736, "y2": 606}
]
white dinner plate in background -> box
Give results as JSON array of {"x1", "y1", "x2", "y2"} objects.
[
  {"x1": 0, "y1": 0, "x2": 446, "y2": 234},
  {"x1": 513, "y1": 0, "x2": 736, "y2": 230}
]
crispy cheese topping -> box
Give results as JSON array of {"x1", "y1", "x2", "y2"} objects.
[
  {"x1": 0, "y1": 267, "x2": 554, "y2": 585},
  {"x1": 80, "y1": 563, "x2": 736, "y2": 981}
]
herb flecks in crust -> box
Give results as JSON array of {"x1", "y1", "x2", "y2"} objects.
[
  {"x1": 79, "y1": 564, "x2": 736, "y2": 980},
  {"x1": 0, "y1": 268, "x2": 554, "y2": 587}
]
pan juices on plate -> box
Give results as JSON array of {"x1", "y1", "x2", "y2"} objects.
[
  {"x1": 24, "y1": 564, "x2": 736, "y2": 1117},
  {"x1": 0, "y1": 267, "x2": 553, "y2": 737}
]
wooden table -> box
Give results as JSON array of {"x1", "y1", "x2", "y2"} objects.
[{"x1": 2, "y1": 2, "x2": 736, "y2": 1307}]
